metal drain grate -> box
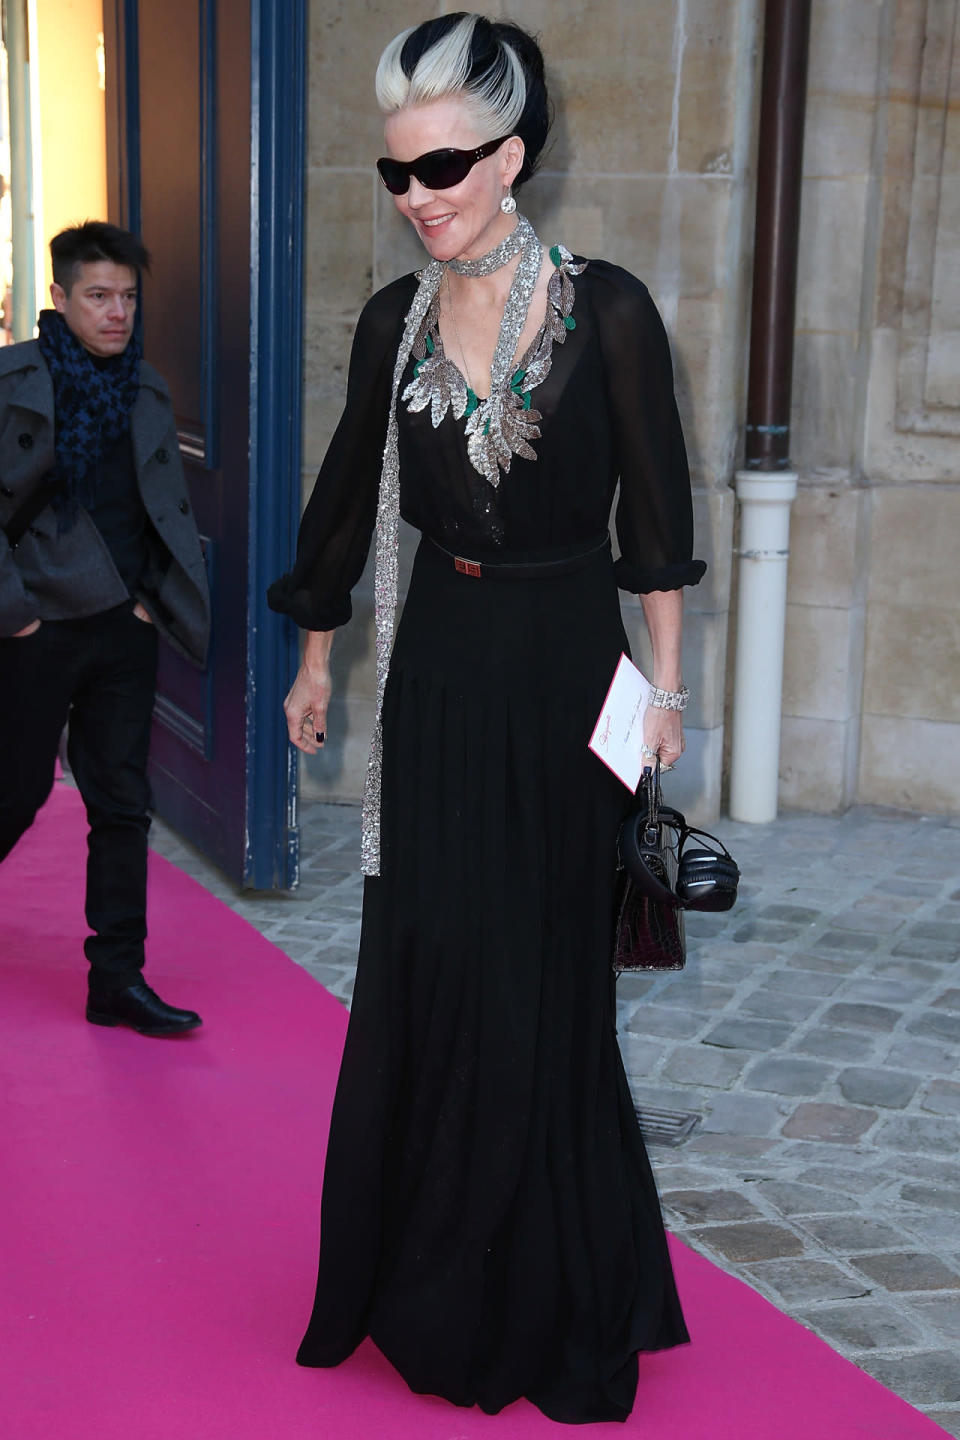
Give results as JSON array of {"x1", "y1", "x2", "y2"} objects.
[{"x1": 635, "y1": 1106, "x2": 702, "y2": 1147}]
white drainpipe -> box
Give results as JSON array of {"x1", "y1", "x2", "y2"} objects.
[{"x1": 728, "y1": 469, "x2": 798, "y2": 823}]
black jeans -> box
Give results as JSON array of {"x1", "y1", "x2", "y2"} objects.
[{"x1": 0, "y1": 603, "x2": 159, "y2": 995}]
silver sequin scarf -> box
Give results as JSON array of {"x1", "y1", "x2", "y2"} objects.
[{"x1": 360, "y1": 217, "x2": 544, "y2": 875}]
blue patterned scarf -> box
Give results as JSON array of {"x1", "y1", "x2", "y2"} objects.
[{"x1": 36, "y1": 309, "x2": 142, "y2": 529}]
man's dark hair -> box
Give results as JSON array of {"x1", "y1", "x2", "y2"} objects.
[{"x1": 50, "y1": 222, "x2": 151, "y2": 294}]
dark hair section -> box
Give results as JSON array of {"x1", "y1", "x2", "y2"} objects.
[
  {"x1": 50, "y1": 222, "x2": 152, "y2": 293},
  {"x1": 399, "y1": 13, "x2": 551, "y2": 189}
]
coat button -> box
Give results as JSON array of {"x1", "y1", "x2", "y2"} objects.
[
  {"x1": 18, "y1": 433, "x2": 33, "y2": 450},
  {"x1": 178, "y1": 499, "x2": 190, "y2": 514},
  {"x1": 155, "y1": 447, "x2": 170, "y2": 464},
  {"x1": 1, "y1": 484, "x2": 13, "y2": 498}
]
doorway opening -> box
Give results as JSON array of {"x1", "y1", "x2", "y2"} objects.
[
  {"x1": 2, "y1": 0, "x2": 305, "y2": 890},
  {"x1": 1, "y1": 0, "x2": 108, "y2": 342}
]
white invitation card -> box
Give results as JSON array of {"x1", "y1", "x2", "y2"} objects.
[{"x1": 588, "y1": 653, "x2": 651, "y2": 792}]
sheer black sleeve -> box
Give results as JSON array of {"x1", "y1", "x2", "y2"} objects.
[
  {"x1": 267, "y1": 275, "x2": 416, "y2": 630},
  {"x1": 590, "y1": 261, "x2": 706, "y2": 594}
]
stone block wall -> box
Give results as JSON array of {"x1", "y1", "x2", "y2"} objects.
[{"x1": 783, "y1": 0, "x2": 960, "y2": 814}]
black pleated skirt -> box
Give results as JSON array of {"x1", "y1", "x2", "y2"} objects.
[{"x1": 296, "y1": 536, "x2": 689, "y2": 1424}]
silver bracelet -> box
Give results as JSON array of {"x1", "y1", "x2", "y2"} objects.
[{"x1": 649, "y1": 684, "x2": 690, "y2": 712}]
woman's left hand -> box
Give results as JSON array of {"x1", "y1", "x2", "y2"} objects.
[{"x1": 642, "y1": 704, "x2": 685, "y2": 772}]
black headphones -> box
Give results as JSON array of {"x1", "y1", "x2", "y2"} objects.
[{"x1": 618, "y1": 767, "x2": 739, "y2": 913}]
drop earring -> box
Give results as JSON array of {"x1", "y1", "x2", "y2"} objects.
[{"x1": 500, "y1": 189, "x2": 517, "y2": 215}]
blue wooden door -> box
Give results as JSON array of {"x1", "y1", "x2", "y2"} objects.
[{"x1": 104, "y1": 0, "x2": 304, "y2": 887}]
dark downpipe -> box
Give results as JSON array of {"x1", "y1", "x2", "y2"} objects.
[
  {"x1": 744, "y1": 0, "x2": 813, "y2": 471},
  {"x1": 728, "y1": 0, "x2": 813, "y2": 823}
]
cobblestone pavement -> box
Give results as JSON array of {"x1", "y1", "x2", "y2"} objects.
[{"x1": 150, "y1": 801, "x2": 960, "y2": 1435}]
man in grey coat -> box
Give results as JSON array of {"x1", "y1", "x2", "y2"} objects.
[{"x1": 0, "y1": 222, "x2": 210, "y2": 1035}]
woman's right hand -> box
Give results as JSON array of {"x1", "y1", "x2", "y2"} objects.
[{"x1": 283, "y1": 630, "x2": 334, "y2": 754}]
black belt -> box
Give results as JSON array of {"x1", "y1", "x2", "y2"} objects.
[{"x1": 426, "y1": 534, "x2": 610, "y2": 581}]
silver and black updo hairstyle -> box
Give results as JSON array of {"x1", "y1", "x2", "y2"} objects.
[{"x1": 375, "y1": 12, "x2": 551, "y2": 190}]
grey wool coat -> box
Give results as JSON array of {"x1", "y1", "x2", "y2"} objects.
[{"x1": 0, "y1": 340, "x2": 210, "y2": 665}]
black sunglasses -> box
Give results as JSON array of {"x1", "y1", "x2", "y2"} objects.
[{"x1": 376, "y1": 136, "x2": 512, "y2": 196}]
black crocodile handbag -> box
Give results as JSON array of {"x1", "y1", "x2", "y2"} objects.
[{"x1": 613, "y1": 767, "x2": 686, "y2": 973}]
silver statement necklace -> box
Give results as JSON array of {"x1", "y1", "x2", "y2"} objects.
[
  {"x1": 404, "y1": 214, "x2": 544, "y2": 488},
  {"x1": 403, "y1": 215, "x2": 585, "y2": 487}
]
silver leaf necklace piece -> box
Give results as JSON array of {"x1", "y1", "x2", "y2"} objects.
[{"x1": 402, "y1": 217, "x2": 586, "y2": 488}]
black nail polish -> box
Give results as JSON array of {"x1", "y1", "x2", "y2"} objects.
[{"x1": 316, "y1": 731, "x2": 324, "y2": 744}]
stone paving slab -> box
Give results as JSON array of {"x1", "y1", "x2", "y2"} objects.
[{"x1": 149, "y1": 800, "x2": 960, "y2": 1435}]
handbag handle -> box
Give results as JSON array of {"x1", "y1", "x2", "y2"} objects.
[{"x1": 619, "y1": 765, "x2": 686, "y2": 908}]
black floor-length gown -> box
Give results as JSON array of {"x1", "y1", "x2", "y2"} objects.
[{"x1": 268, "y1": 256, "x2": 705, "y2": 1425}]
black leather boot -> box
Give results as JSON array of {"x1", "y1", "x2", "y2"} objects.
[{"x1": 86, "y1": 980, "x2": 202, "y2": 1036}]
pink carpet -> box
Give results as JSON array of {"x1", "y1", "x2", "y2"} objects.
[{"x1": 0, "y1": 780, "x2": 948, "y2": 1439}]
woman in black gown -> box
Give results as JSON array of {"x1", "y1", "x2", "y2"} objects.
[{"x1": 268, "y1": 12, "x2": 705, "y2": 1426}]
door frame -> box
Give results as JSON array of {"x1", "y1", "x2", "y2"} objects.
[
  {"x1": 103, "y1": 0, "x2": 305, "y2": 889},
  {"x1": 247, "y1": 0, "x2": 305, "y2": 889}
]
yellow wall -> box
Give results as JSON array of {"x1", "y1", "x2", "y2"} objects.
[{"x1": 34, "y1": 0, "x2": 107, "y2": 295}]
